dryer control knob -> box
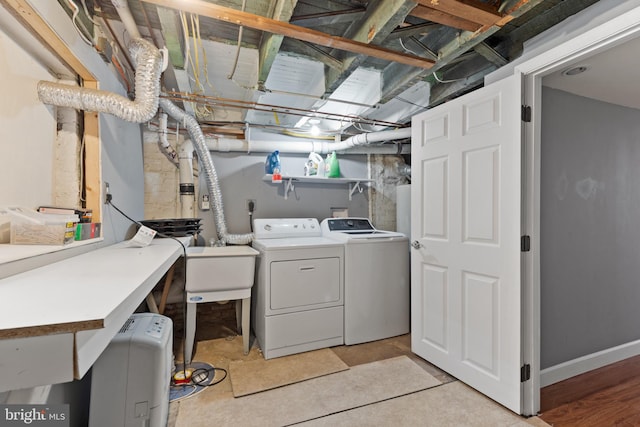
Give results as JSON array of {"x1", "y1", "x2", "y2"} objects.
[{"x1": 264, "y1": 224, "x2": 272, "y2": 231}]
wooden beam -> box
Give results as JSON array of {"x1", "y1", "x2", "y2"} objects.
[
  {"x1": 388, "y1": 22, "x2": 439, "y2": 40},
  {"x1": 0, "y1": 0, "x2": 94, "y2": 80},
  {"x1": 156, "y1": 6, "x2": 185, "y2": 69},
  {"x1": 285, "y1": 39, "x2": 344, "y2": 71},
  {"x1": 83, "y1": 101, "x2": 102, "y2": 225},
  {"x1": 414, "y1": 0, "x2": 502, "y2": 27},
  {"x1": 410, "y1": 5, "x2": 481, "y2": 32},
  {"x1": 473, "y1": 42, "x2": 508, "y2": 66},
  {"x1": 325, "y1": 0, "x2": 418, "y2": 92},
  {"x1": 258, "y1": 0, "x2": 298, "y2": 85},
  {"x1": 142, "y1": 0, "x2": 435, "y2": 69},
  {"x1": 290, "y1": 8, "x2": 366, "y2": 28}
]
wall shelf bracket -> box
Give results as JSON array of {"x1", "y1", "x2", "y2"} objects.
[
  {"x1": 284, "y1": 177, "x2": 295, "y2": 200},
  {"x1": 349, "y1": 181, "x2": 364, "y2": 201}
]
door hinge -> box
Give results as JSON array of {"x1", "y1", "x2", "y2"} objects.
[
  {"x1": 521, "y1": 364, "x2": 531, "y2": 382},
  {"x1": 521, "y1": 235, "x2": 531, "y2": 252},
  {"x1": 521, "y1": 105, "x2": 531, "y2": 122}
]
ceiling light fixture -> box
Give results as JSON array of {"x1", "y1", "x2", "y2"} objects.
[
  {"x1": 310, "y1": 125, "x2": 320, "y2": 136},
  {"x1": 562, "y1": 66, "x2": 589, "y2": 76}
]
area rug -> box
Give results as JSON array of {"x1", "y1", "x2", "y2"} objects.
[
  {"x1": 229, "y1": 348, "x2": 349, "y2": 397},
  {"x1": 297, "y1": 381, "x2": 537, "y2": 427},
  {"x1": 175, "y1": 355, "x2": 442, "y2": 427}
]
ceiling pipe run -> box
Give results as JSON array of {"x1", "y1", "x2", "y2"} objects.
[{"x1": 204, "y1": 137, "x2": 411, "y2": 155}]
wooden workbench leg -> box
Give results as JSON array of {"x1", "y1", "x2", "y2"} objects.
[{"x1": 158, "y1": 264, "x2": 176, "y2": 314}]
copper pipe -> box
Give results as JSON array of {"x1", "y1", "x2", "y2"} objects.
[{"x1": 164, "y1": 91, "x2": 404, "y2": 128}]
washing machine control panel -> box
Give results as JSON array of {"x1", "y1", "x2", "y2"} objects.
[
  {"x1": 323, "y1": 217, "x2": 375, "y2": 232},
  {"x1": 253, "y1": 218, "x2": 321, "y2": 239}
]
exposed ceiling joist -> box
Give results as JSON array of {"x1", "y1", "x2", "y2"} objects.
[
  {"x1": 289, "y1": 8, "x2": 366, "y2": 28},
  {"x1": 87, "y1": 0, "x2": 604, "y2": 138},
  {"x1": 388, "y1": 21, "x2": 439, "y2": 40},
  {"x1": 141, "y1": 0, "x2": 435, "y2": 69},
  {"x1": 379, "y1": 0, "x2": 545, "y2": 103},
  {"x1": 285, "y1": 39, "x2": 344, "y2": 71},
  {"x1": 325, "y1": 0, "x2": 417, "y2": 92},
  {"x1": 156, "y1": 6, "x2": 185, "y2": 69},
  {"x1": 258, "y1": 0, "x2": 298, "y2": 84},
  {"x1": 409, "y1": 5, "x2": 481, "y2": 32},
  {"x1": 414, "y1": 0, "x2": 502, "y2": 26},
  {"x1": 474, "y1": 42, "x2": 508, "y2": 66}
]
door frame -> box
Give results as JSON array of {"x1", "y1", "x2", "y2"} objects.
[{"x1": 513, "y1": 5, "x2": 640, "y2": 415}]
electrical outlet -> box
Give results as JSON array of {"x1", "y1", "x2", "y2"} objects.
[
  {"x1": 247, "y1": 199, "x2": 256, "y2": 212},
  {"x1": 104, "y1": 181, "x2": 111, "y2": 204}
]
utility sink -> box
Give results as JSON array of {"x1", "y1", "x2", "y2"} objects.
[{"x1": 185, "y1": 246, "x2": 259, "y2": 292}]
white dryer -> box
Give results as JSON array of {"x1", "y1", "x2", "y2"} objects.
[
  {"x1": 252, "y1": 218, "x2": 344, "y2": 359},
  {"x1": 321, "y1": 217, "x2": 409, "y2": 345}
]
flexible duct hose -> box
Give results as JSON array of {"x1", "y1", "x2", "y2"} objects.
[
  {"x1": 159, "y1": 97, "x2": 254, "y2": 246},
  {"x1": 37, "y1": 38, "x2": 162, "y2": 123}
]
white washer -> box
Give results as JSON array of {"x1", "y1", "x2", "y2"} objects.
[
  {"x1": 252, "y1": 218, "x2": 344, "y2": 359},
  {"x1": 321, "y1": 217, "x2": 410, "y2": 345}
]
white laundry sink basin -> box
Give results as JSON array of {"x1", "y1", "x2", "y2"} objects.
[{"x1": 185, "y1": 246, "x2": 259, "y2": 292}]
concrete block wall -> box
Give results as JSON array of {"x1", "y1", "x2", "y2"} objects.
[
  {"x1": 143, "y1": 130, "x2": 182, "y2": 219},
  {"x1": 369, "y1": 154, "x2": 410, "y2": 231},
  {"x1": 53, "y1": 104, "x2": 81, "y2": 209}
]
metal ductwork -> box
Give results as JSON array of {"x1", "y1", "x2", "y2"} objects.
[
  {"x1": 37, "y1": 38, "x2": 162, "y2": 123},
  {"x1": 159, "y1": 98, "x2": 254, "y2": 246}
]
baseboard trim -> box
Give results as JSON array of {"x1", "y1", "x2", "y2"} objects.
[{"x1": 541, "y1": 339, "x2": 640, "y2": 387}]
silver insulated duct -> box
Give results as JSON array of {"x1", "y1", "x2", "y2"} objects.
[
  {"x1": 159, "y1": 98, "x2": 254, "y2": 246},
  {"x1": 37, "y1": 38, "x2": 163, "y2": 123}
]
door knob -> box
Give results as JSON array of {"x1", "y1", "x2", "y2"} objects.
[{"x1": 412, "y1": 240, "x2": 423, "y2": 249}]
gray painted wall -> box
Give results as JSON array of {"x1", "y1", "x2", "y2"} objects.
[
  {"x1": 541, "y1": 87, "x2": 640, "y2": 368},
  {"x1": 197, "y1": 152, "x2": 369, "y2": 244}
]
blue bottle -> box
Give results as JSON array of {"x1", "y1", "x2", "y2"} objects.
[{"x1": 265, "y1": 150, "x2": 281, "y2": 174}]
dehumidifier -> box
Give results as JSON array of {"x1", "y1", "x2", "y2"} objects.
[{"x1": 89, "y1": 313, "x2": 173, "y2": 427}]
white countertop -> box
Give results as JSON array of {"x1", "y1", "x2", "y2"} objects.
[
  {"x1": 0, "y1": 236, "x2": 189, "y2": 391},
  {"x1": 0, "y1": 237, "x2": 188, "y2": 339}
]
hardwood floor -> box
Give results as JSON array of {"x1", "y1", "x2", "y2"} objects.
[{"x1": 539, "y1": 355, "x2": 640, "y2": 426}]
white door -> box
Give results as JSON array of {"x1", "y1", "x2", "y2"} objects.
[{"x1": 411, "y1": 74, "x2": 523, "y2": 413}]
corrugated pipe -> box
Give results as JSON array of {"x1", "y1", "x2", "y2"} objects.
[
  {"x1": 159, "y1": 97, "x2": 254, "y2": 246},
  {"x1": 158, "y1": 112, "x2": 179, "y2": 167},
  {"x1": 37, "y1": 37, "x2": 162, "y2": 123}
]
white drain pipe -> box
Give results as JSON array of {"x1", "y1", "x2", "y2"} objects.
[
  {"x1": 178, "y1": 139, "x2": 196, "y2": 219},
  {"x1": 206, "y1": 137, "x2": 411, "y2": 155}
]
